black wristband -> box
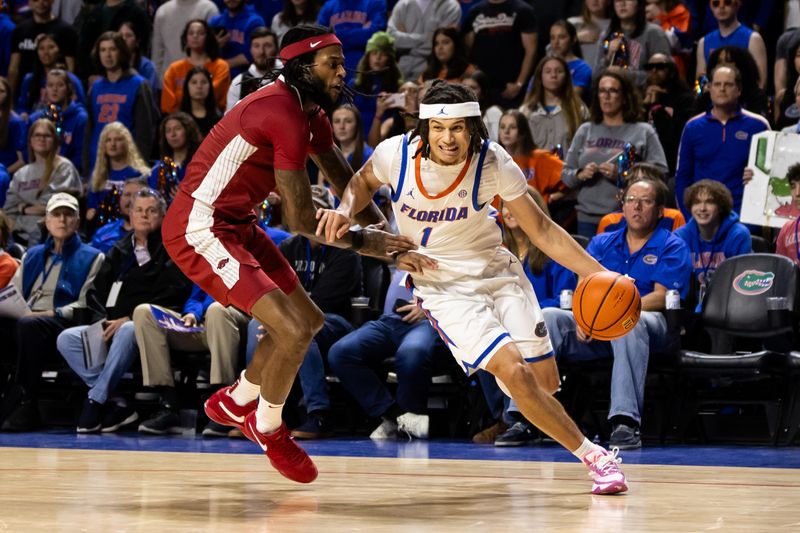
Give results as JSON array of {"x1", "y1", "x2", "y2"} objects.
[{"x1": 349, "y1": 230, "x2": 364, "y2": 251}]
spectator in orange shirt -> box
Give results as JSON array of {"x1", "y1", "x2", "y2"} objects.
[
  {"x1": 161, "y1": 19, "x2": 231, "y2": 114},
  {"x1": 498, "y1": 109, "x2": 573, "y2": 228}
]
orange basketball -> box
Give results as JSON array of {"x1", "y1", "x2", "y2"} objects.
[{"x1": 573, "y1": 271, "x2": 641, "y2": 341}]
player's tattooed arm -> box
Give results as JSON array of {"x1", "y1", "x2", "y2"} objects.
[
  {"x1": 274, "y1": 168, "x2": 325, "y2": 239},
  {"x1": 311, "y1": 146, "x2": 388, "y2": 228}
]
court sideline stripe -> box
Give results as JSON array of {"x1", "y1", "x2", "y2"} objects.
[{"x1": 1, "y1": 466, "x2": 799, "y2": 489}]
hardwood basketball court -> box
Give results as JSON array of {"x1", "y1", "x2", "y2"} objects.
[{"x1": 1, "y1": 440, "x2": 798, "y2": 532}]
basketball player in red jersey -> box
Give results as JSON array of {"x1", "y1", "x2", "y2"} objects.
[{"x1": 162, "y1": 25, "x2": 414, "y2": 483}]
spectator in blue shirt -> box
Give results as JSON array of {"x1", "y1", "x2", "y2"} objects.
[
  {"x1": 542, "y1": 177, "x2": 691, "y2": 449},
  {"x1": 675, "y1": 179, "x2": 751, "y2": 312},
  {"x1": 85, "y1": 121, "x2": 151, "y2": 233},
  {"x1": 317, "y1": 0, "x2": 388, "y2": 84},
  {"x1": 675, "y1": 64, "x2": 770, "y2": 220},
  {"x1": 549, "y1": 19, "x2": 592, "y2": 99},
  {"x1": 210, "y1": 0, "x2": 266, "y2": 78},
  {"x1": 16, "y1": 34, "x2": 86, "y2": 119},
  {"x1": 328, "y1": 268, "x2": 447, "y2": 440}
]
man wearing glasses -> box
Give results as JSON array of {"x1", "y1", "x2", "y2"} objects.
[
  {"x1": 541, "y1": 177, "x2": 691, "y2": 450},
  {"x1": 695, "y1": 0, "x2": 767, "y2": 90}
]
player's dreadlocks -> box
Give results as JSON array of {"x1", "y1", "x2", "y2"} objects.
[{"x1": 409, "y1": 79, "x2": 489, "y2": 160}]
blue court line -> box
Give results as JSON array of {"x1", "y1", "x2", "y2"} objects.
[{"x1": 1, "y1": 431, "x2": 799, "y2": 469}]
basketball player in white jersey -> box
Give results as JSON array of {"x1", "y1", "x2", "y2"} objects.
[{"x1": 316, "y1": 80, "x2": 628, "y2": 494}]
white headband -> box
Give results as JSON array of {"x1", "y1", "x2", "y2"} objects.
[{"x1": 418, "y1": 102, "x2": 482, "y2": 119}]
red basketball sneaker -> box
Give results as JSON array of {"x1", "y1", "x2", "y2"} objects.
[
  {"x1": 204, "y1": 382, "x2": 257, "y2": 434},
  {"x1": 242, "y1": 413, "x2": 319, "y2": 483}
]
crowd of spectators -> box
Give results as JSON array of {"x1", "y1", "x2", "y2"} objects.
[{"x1": 0, "y1": 0, "x2": 799, "y2": 446}]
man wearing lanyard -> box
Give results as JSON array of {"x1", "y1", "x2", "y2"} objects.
[
  {"x1": 776, "y1": 163, "x2": 800, "y2": 266},
  {"x1": 541, "y1": 177, "x2": 691, "y2": 449},
  {"x1": 0, "y1": 193, "x2": 104, "y2": 431},
  {"x1": 56, "y1": 189, "x2": 191, "y2": 434},
  {"x1": 675, "y1": 179, "x2": 752, "y2": 312},
  {"x1": 244, "y1": 186, "x2": 362, "y2": 440}
]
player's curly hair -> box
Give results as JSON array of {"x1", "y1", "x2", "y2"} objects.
[{"x1": 409, "y1": 79, "x2": 489, "y2": 159}]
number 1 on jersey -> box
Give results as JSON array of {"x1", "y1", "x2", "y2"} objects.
[{"x1": 420, "y1": 226, "x2": 432, "y2": 247}]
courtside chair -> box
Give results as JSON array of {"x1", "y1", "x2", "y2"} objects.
[{"x1": 674, "y1": 254, "x2": 798, "y2": 444}]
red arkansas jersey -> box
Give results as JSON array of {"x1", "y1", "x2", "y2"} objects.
[{"x1": 170, "y1": 77, "x2": 333, "y2": 227}]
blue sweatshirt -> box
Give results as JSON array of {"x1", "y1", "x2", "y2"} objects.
[
  {"x1": 182, "y1": 284, "x2": 215, "y2": 321},
  {"x1": 674, "y1": 211, "x2": 752, "y2": 311},
  {"x1": 318, "y1": 0, "x2": 387, "y2": 83},
  {"x1": 90, "y1": 218, "x2": 127, "y2": 254},
  {"x1": 0, "y1": 112, "x2": 27, "y2": 168},
  {"x1": 675, "y1": 108, "x2": 769, "y2": 218},
  {"x1": 209, "y1": 6, "x2": 266, "y2": 78},
  {"x1": 29, "y1": 101, "x2": 89, "y2": 175},
  {"x1": 17, "y1": 71, "x2": 87, "y2": 115},
  {"x1": 522, "y1": 257, "x2": 576, "y2": 309}
]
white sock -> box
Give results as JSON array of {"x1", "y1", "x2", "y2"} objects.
[
  {"x1": 255, "y1": 396, "x2": 284, "y2": 434},
  {"x1": 230, "y1": 370, "x2": 260, "y2": 406},
  {"x1": 572, "y1": 437, "x2": 604, "y2": 463}
]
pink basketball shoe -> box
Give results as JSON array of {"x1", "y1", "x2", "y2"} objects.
[{"x1": 584, "y1": 447, "x2": 628, "y2": 495}]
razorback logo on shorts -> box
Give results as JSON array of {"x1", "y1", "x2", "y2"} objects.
[
  {"x1": 217, "y1": 258, "x2": 230, "y2": 270},
  {"x1": 535, "y1": 321, "x2": 547, "y2": 338},
  {"x1": 732, "y1": 270, "x2": 774, "y2": 295}
]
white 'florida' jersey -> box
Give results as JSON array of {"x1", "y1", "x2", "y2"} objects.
[{"x1": 370, "y1": 134, "x2": 529, "y2": 282}]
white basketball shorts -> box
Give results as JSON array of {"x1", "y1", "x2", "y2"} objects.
[{"x1": 410, "y1": 248, "x2": 554, "y2": 375}]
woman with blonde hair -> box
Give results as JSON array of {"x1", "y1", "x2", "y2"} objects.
[
  {"x1": 520, "y1": 55, "x2": 589, "y2": 155},
  {"x1": 3, "y1": 119, "x2": 81, "y2": 244},
  {"x1": 86, "y1": 122, "x2": 150, "y2": 224}
]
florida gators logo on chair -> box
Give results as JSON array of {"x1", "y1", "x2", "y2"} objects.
[{"x1": 732, "y1": 270, "x2": 775, "y2": 295}]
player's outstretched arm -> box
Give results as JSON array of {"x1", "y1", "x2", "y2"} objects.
[
  {"x1": 505, "y1": 192, "x2": 604, "y2": 279},
  {"x1": 311, "y1": 147, "x2": 388, "y2": 228},
  {"x1": 275, "y1": 168, "x2": 414, "y2": 258}
]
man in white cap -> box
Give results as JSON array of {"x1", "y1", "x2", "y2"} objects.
[
  {"x1": 1, "y1": 193, "x2": 104, "y2": 431},
  {"x1": 316, "y1": 79, "x2": 629, "y2": 495}
]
